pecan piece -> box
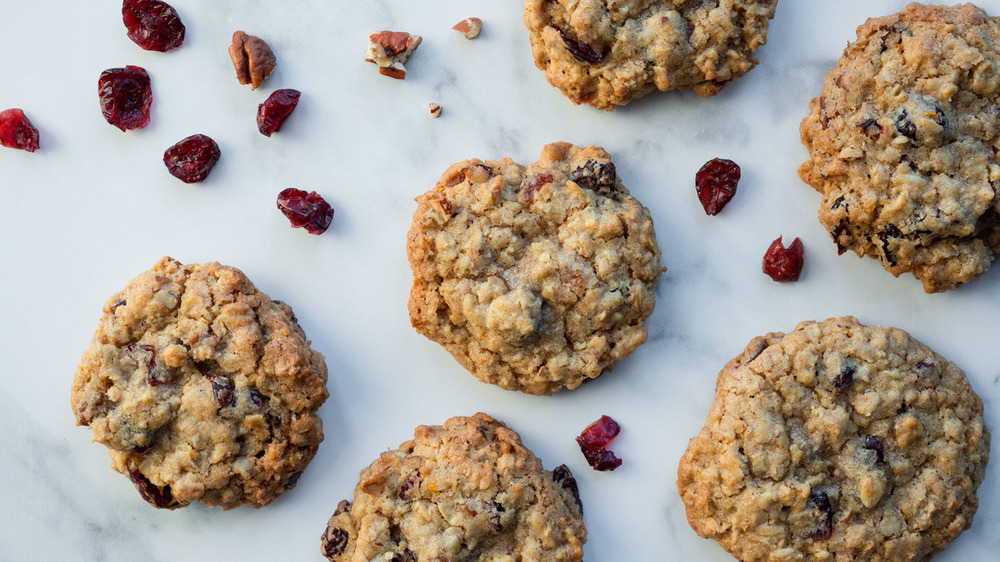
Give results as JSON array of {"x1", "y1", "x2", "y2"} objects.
[
  {"x1": 366, "y1": 31, "x2": 422, "y2": 79},
  {"x1": 453, "y1": 17, "x2": 483, "y2": 39},
  {"x1": 229, "y1": 30, "x2": 276, "y2": 89}
]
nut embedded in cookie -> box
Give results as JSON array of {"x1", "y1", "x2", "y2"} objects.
[
  {"x1": 320, "y1": 413, "x2": 586, "y2": 561},
  {"x1": 70, "y1": 257, "x2": 329, "y2": 509},
  {"x1": 677, "y1": 316, "x2": 990, "y2": 561},
  {"x1": 406, "y1": 142, "x2": 664, "y2": 394}
]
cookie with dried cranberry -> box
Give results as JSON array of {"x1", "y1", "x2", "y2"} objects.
[
  {"x1": 321, "y1": 413, "x2": 586, "y2": 561},
  {"x1": 407, "y1": 142, "x2": 663, "y2": 394},
  {"x1": 677, "y1": 316, "x2": 990, "y2": 561},
  {"x1": 799, "y1": 3, "x2": 1000, "y2": 292},
  {"x1": 71, "y1": 257, "x2": 328, "y2": 509},
  {"x1": 523, "y1": 0, "x2": 778, "y2": 110}
]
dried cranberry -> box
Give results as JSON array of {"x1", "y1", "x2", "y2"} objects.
[
  {"x1": 863, "y1": 435, "x2": 886, "y2": 464},
  {"x1": 833, "y1": 365, "x2": 855, "y2": 393},
  {"x1": 163, "y1": 134, "x2": 221, "y2": 183},
  {"x1": 321, "y1": 527, "x2": 349, "y2": 558},
  {"x1": 521, "y1": 173, "x2": 553, "y2": 202},
  {"x1": 558, "y1": 29, "x2": 603, "y2": 63},
  {"x1": 277, "y1": 188, "x2": 334, "y2": 234},
  {"x1": 98, "y1": 66, "x2": 152, "y2": 131},
  {"x1": 577, "y1": 415, "x2": 620, "y2": 450},
  {"x1": 208, "y1": 374, "x2": 235, "y2": 408},
  {"x1": 762, "y1": 236, "x2": 805, "y2": 282},
  {"x1": 127, "y1": 466, "x2": 176, "y2": 508},
  {"x1": 577, "y1": 415, "x2": 623, "y2": 471},
  {"x1": 0, "y1": 108, "x2": 40, "y2": 152},
  {"x1": 257, "y1": 89, "x2": 301, "y2": 136},
  {"x1": 552, "y1": 464, "x2": 582, "y2": 509},
  {"x1": 696, "y1": 158, "x2": 741, "y2": 215},
  {"x1": 807, "y1": 490, "x2": 834, "y2": 541},
  {"x1": 122, "y1": 0, "x2": 185, "y2": 52}
]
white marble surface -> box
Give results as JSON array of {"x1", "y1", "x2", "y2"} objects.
[{"x1": 1, "y1": 1, "x2": 998, "y2": 560}]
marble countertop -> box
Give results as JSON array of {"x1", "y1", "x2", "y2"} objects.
[{"x1": 1, "y1": 1, "x2": 997, "y2": 560}]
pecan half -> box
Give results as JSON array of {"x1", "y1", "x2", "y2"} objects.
[
  {"x1": 229, "y1": 30, "x2": 276, "y2": 89},
  {"x1": 366, "y1": 31, "x2": 422, "y2": 79}
]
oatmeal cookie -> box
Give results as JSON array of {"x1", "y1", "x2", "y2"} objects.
[
  {"x1": 321, "y1": 413, "x2": 586, "y2": 561},
  {"x1": 677, "y1": 316, "x2": 990, "y2": 561},
  {"x1": 407, "y1": 142, "x2": 663, "y2": 394},
  {"x1": 799, "y1": 3, "x2": 1000, "y2": 292},
  {"x1": 71, "y1": 257, "x2": 328, "y2": 509},
  {"x1": 524, "y1": 0, "x2": 779, "y2": 110}
]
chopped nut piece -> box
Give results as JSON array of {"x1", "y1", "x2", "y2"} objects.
[
  {"x1": 365, "y1": 31, "x2": 422, "y2": 79},
  {"x1": 452, "y1": 17, "x2": 483, "y2": 39},
  {"x1": 229, "y1": 30, "x2": 276, "y2": 89},
  {"x1": 428, "y1": 103, "x2": 442, "y2": 118}
]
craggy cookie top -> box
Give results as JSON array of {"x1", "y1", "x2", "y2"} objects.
[
  {"x1": 677, "y1": 316, "x2": 990, "y2": 561},
  {"x1": 407, "y1": 142, "x2": 663, "y2": 395},
  {"x1": 71, "y1": 257, "x2": 328, "y2": 509},
  {"x1": 799, "y1": 3, "x2": 1000, "y2": 292},
  {"x1": 524, "y1": 0, "x2": 778, "y2": 110},
  {"x1": 321, "y1": 413, "x2": 586, "y2": 561}
]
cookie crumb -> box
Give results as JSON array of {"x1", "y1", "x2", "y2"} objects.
[
  {"x1": 453, "y1": 17, "x2": 483, "y2": 39},
  {"x1": 365, "y1": 31, "x2": 422, "y2": 79},
  {"x1": 428, "y1": 103, "x2": 442, "y2": 118}
]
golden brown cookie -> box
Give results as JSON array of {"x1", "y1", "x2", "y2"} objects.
[
  {"x1": 524, "y1": 0, "x2": 779, "y2": 110},
  {"x1": 321, "y1": 413, "x2": 586, "y2": 561},
  {"x1": 678, "y1": 316, "x2": 990, "y2": 561},
  {"x1": 71, "y1": 257, "x2": 328, "y2": 509},
  {"x1": 799, "y1": 3, "x2": 1000, "y2": 292},
  {"x1": 407, "y1": 142, "x2": 663, "y2": 394}
]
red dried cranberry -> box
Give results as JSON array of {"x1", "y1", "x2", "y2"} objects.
[
  {"x1": 277, "y1": 188, "x2": 334, "y2": 235},
  {"x1": 558, "y1": 29, "x2": 603, "y2": 63},
  {"x1": 807, "y1": 490, "x2": 834, "y2": 541},
  {"x1": 576, "y1": 415, "x2": 623, "y2": 471},
  {"x1": 127, "y1": 466, "x2": 176, "y2": 508},
  {"x1": 122, "y1": 0, "x2": 185, "y2": 52},
  {"x1": 322, "y1": 527, "x2": 349, "y2": 558},
  {"x1": 163, "y1": 134, "x2": 221, "y2": 183},
  {"x1": 0, "y1": 108, "x2": 40, "y2": 152},
  {"x1": 98, "y1": 66, "x2": 152, "y2": 131},
  {"x1": 762, "y1": 236, "x2": 805, "y2": 282},
  {"x1": 696, "y1": 158, "x2": 741, "y2": 215},
  {"x1": 209, "y1": 374, "x2": 236, "y2": 408},
  {"x1": 258, "y1": 89, "x2": 301, "y2": 136}
]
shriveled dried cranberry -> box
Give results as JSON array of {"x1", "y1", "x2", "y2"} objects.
[
  {"x1": 577, "y1": 415, "x2": 623, "y2": 471},
  {"x1": 521, "y1": 173, "x2": 553, "y2": 202},
  {"x1": 208, "y1": 374, "x2": 235, "y2": 408},
  {"x1": 248, "y1": 387, "x2": 268, "y2": 408},
  {"x1": 569, "y1": 160, "x2": 617, "y2": 195},
  {"x1": 122, "y1": 0, "x2": 185, "y2": 52},
  {"x1": 552, "y1": 464, "x2": 582, "y2": 509},
  {"x1": 833, "y1": 365, "x2": 855, "y2": 393},
  {"x1": 762, "y1": 236, "x2": 805, "y2": 282},
  {"x1": 98, "y1": 66, "x2": 152, "y2": 131},
  {"x1": 127, "y1": 466, "x2": 176, "y2": 508},
  {"x1": 559, "y1": 29, "x2": 603, "y2": 63},
  {"x1": 258, "y1": 89, "x2": 301, "y2": 136},
  {"x1": 321, "y1": 527, "x2": 349, "y2": 558},
  {"x1": 577, "y1": 415, "x2": 620, "y2": 450},
  {"x1": 696, "y1": 158, "x2": 741, "y2": 215},
  {"x1": 163, "y1": 134, "x2": 221, "y2": 183},
  {"x1": 277, "y1": 188, "x2": 334, "y2": 235},
  {"x1": 863, "y1": 435, "x2": 886, "y2": 464},
  {"x1": 0, "y1": 108, "x2": 40, "y2": 152},
  {"x1": 807, "y1": 490, "x2": 834, "y2": 541}
]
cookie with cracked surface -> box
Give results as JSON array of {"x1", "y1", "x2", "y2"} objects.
[
  {"x1": 677, "y1": 316, "x2": 990, "y2": 561},
  {"x1": 321, "y1": 412, "x2": 586, "y2": 561},
  {"x1": 407, "y1": 142, "x2": 663, "y2": 395},
  {"x1": 799, "y1": 3, "x2": 1000, "y2": 292},
  {"x1": 71, "y1": 257, "x2": 328, "y2": 509},
  {"x1": 523, "y1": 0, "x2": 778, "y2": 110}
]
